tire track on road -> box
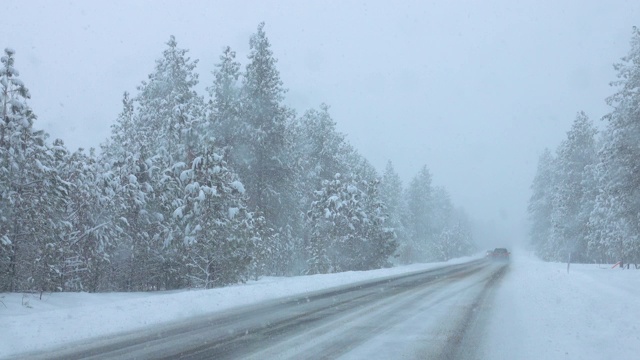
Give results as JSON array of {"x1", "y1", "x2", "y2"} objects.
[{"x1": 435, "y1": 263, "x2": 509, "y2": 360}]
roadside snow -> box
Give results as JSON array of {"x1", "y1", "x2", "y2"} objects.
[
  {"x1": 0, "y1": 256, "x2": 477, "y2": 358},
  {"x1": 2, "y1": 251, "x2": 638, "y2": 359},
  {"x1": 483, "y1": 249, "x2": 640, "y2": 359}
]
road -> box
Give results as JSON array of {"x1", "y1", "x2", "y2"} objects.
[{"x1": 23, "y1": 260, "x2": 508, "y2": 360}]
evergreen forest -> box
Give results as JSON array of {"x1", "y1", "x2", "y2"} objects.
[
  {"x1": 0, "y1": 23, "x2": 475, "y2": 293},
  {"x1": 528, "y1": 28, "x2": 640, "y2": 265}
]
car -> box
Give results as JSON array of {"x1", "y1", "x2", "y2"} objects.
[
  {"x1": 491, "y1": 248, "x2": 510, "y2": 261},
  {"x1": 485, "y1": 250, "x2": 494, "y2": 258}
]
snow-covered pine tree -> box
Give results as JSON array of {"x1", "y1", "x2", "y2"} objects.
[
  {"x1": 239, "y1": 23, "x2": 296, "y2": 275},
  {"x1": 289, "y1": 105, "x2": 350, "y2": 270},
  {"x1": 359, "y1": 178, "x2": 397, "y2": 269},
  {"x1": 101, "y1": 36, "x2": 259, "y2": 289},
  {"x1": 207, "y1": 46, "x2": 242, "y2": 152},
  {"x1": 172, "y1": 146, "x2": 253, "y2": 288},
  {"x1": 306, "y1": 173, "x2": 396, "y2": 273},
  {"x1": 547, "y1": 112, "x2": 596, "y2": 262},
  {"x1": 101, "y1": 92, "x2": 165, "y2": 291},
  {"x1": 588, "y1": 27, "x2": 640, "y2": 264},
  {"x1": 527, "y1": 149, "x2": 556, "y2": 260},
  {"x1": 55, "y1": 145, "x2": 120, "y2": 292},
  {"x1": 305, "y1": 179, "x2": 333, "y2": 274},
  {"x1": 306, "y1": 174, "x2": 359, "y2": 274},
  {"x1": 135, "y1": 36, "x2": 207, "y2": 289},
  {"x1": 434, "y1": 206, "x2": 476, "y2": 261},
  {"x1": 451, "y1": 210, "x2": 475, "y2": 257},
  {"x1": 0, "y1": 48, "x2": 64, "y2": 293},
  {"x1": 240, "y1": 22, "x2": 289, "y2": 213},
  {"x1": 429, "y1": 186, "x2": 454, "y2": 258},
  {"x1": 403, "y1": 165, "x2": 434, "y2": 262},
  {"x1": 137, "y1": 35, "x2": 204, "y2": 165},
  {"x1": 27, "y1": 142, "x2": 66, "y2": 295},
  {"x1": 345, "y1": 147, "x2": 379, "y2": 183},
  {"x1": 295, "y1": 105, "x2": 350, "y2": 187},
  {"x1": 379, "y1": 161, "x2": 408, "y2": 262},
  {"x1": 0, "y1": 49, "x2": 119, "y2": 294}
]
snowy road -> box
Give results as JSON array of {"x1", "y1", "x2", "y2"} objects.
[{"x1": 23, "y1": 259, "x2": 507, "y2": 360}]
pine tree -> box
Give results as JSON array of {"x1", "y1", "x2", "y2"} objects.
[
  {"x1": 172, "y1": 147, "x2": 253, "y2": 287},
  {"x1": 588, "y1": 27, "x2": 640, "y2": 263},
  {"x1": 435, "y1": 208, "x2": 475, "y2": 260},
  {"x1": 0, "y1": 48, "x2": 55, "y2": 291},
  {"x1": 103, "y1": 37, "x2": 257, "y2": 289},
  {"x1": 207, "y1": 46, "x2": 242, "y2": 151},
  {"x1": 56, "y1": 145, "x2": 120, "y2": 292},
  {"x1": 548, "y1": 112, "x2": 596, "y2": 262},
  {"x1": 306, "y1": 173, "x2": 396, "y2": 273},
  {"x1": 137, "y1": 35, "x2": 204, "y2": 165},
  {"x1": 429, "y1": 187, "x2": 453, "y2": 260},
  {"x1": 293, "y1": 106, "x2": 349, "y2": 246},
  {"x1": 403, "y1": 165, "x2": 434, "y2": 262},
  {"x1": 295, "y1": 104, "x2": 350, "y2": 190},
  {"x1": 528, "y1": 149, "x2": 556, "y2": 260},
  {"x1": 137, "y1": 36, "x2": 208, "y2": 289},
  {"x1": 239, "y1": 23, "x2": 296, "y2": 275},
  {"x1": 379, "y1": 161, "x2": 407, "y2": 262},
  {"x1": 101, "y1": 92, "x2": 163, "y2": 291},
  {"x1": 240, "y1": 22, "x2": 289, "y2": 213},
  {"x1": 360, "y1": 178, "x2": 397, "y2": 269}
]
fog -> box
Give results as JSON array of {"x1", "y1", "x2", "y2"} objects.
[{"x1": 2, "y1": 0, "x2": 638, "y2": 246}]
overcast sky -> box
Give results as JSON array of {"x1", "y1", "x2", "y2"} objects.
[{"x1": 1, "y1": 0, "x2": 639, "y2": 244}]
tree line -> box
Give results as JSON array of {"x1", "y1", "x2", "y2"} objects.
[
  {"x1": 0, "y1": 23, "x2": 475, "y2": 294},
  {"x1": 528, "y1": 27, "x2": 640, "y2": 264}
]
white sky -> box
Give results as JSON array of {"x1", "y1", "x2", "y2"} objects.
[{"x1": 1, "y1": 0, "x2": 639, "y2": 242}]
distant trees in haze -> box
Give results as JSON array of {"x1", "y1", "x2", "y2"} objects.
[
  {"x1": 528, "y1": 27, "x2": 640, "y2": 264},
  {"x1": 0, "y1": 23, "x2": 475, "y2": 293},
  {"x1": 392, "y1": 164, "x2": 475, "y2": 263}
]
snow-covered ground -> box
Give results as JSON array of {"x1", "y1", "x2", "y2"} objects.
[
  {"x1": 1, "y1": 251, "x2": 639, "y2": 359},
  {"x1": 483, "y1": 250, "x2": 640, "y2": 359}
]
